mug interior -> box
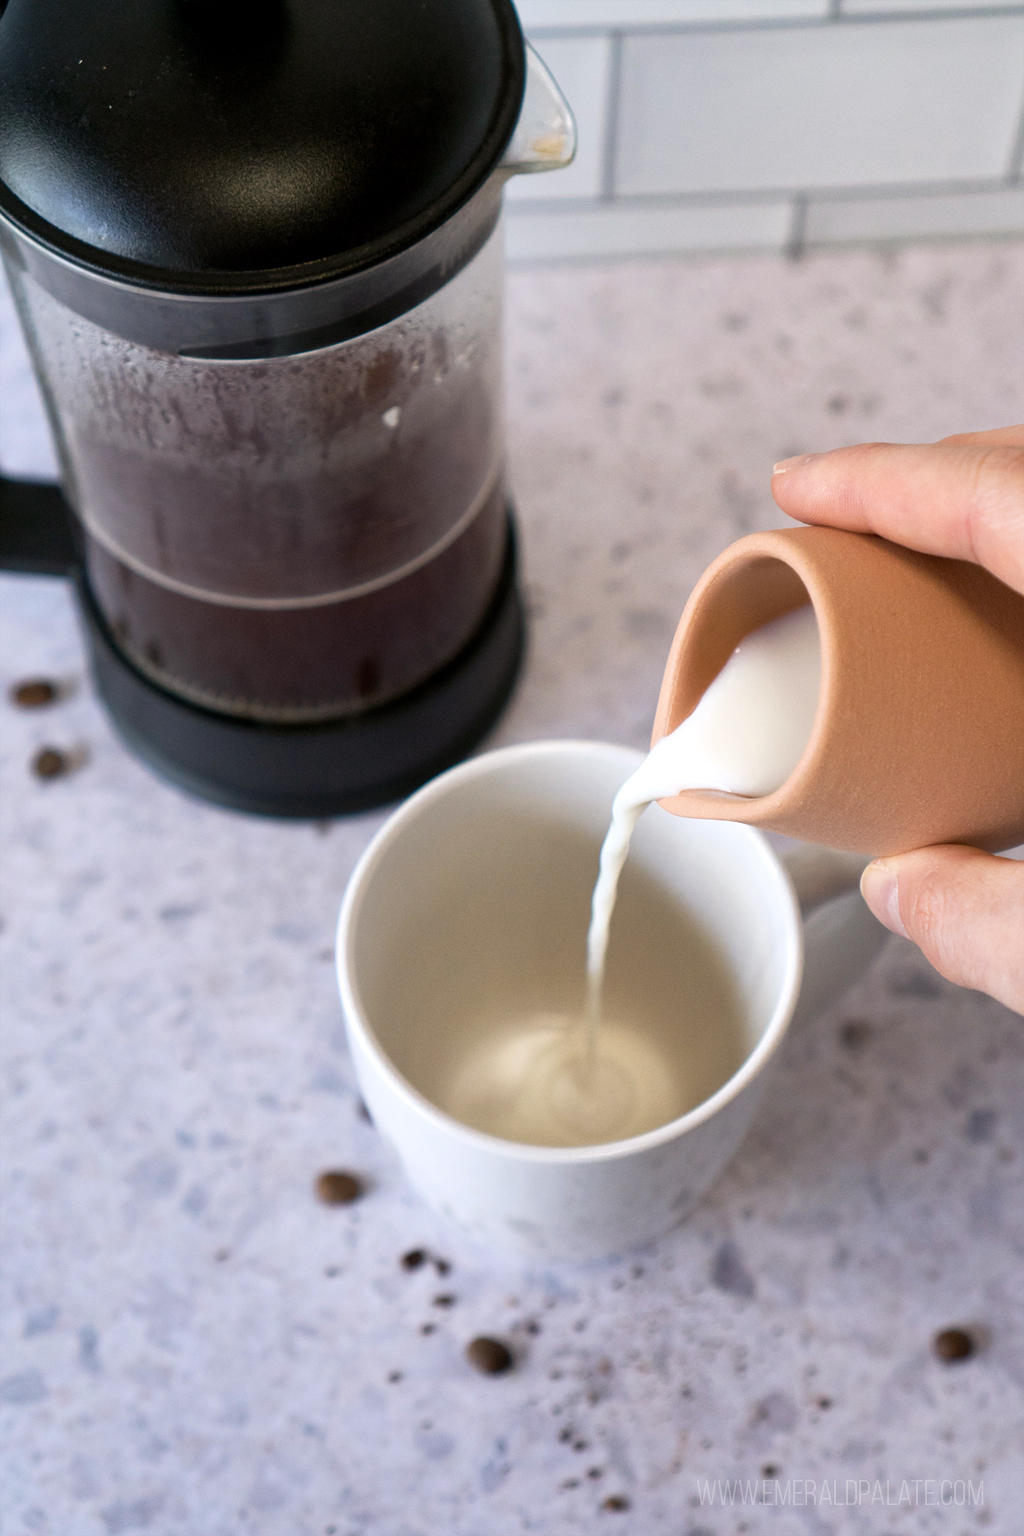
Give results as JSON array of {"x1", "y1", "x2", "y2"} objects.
[{"x1": 344, "y1": 742, "x2": 800, "y2": 1148}]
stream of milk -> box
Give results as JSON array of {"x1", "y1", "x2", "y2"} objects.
[
  {"x1": 556, "y1": 602, "x2": 821, "y2": 1139},
  {"x1": 585, "y1": 601, "x2": 822, "y2": 1038}
]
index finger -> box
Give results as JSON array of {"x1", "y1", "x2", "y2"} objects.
[{"x1": 770, "y1": 430, "x2": 1024, "y2": 596}]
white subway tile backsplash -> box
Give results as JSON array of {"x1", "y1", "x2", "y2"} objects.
[
  {"x1": 517, "y1": 1, "x2": 825, "y2": 25},
  {"x1": 504, "y1": 198, "x2": 791, "y2": 261},
  {"x1": 615, "y1": 17, "x2": 1024, "y2": 196},
  {"x1": 805, "y1": 186, "x2": 1024, "y2": 244},
  {"x1": 506, "y1": 34, "x2": 612, "y2": 201}
]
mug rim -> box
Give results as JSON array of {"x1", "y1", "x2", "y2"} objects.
[{"x1": 336, "y1": 738, "x2": 804, "y2": 1165}]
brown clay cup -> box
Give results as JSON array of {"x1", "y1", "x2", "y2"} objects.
[{"x1": 652, "y1": 527, "x2": 1024, "y2": 856}]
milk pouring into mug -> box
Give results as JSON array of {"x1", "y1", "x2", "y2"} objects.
[
  {"x1": 466, "y1": 605, "x2": 822, "y2": 1148},
  {"x1": 516, "y1": 515, "x2": 1024, "y2": 1147},
  {"x1": 337, "y1": 524, "x2": 1024, "y2": 1255}
]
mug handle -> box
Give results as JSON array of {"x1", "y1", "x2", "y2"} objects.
[{"x1": 780, "y1": 843, "x2": 889, "y2": 1027}]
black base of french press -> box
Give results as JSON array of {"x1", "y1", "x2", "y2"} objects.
[{"x1": 0, "y1": 475, "x2": 525, "y2": 818}]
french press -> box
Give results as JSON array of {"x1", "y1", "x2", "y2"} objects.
[{"x1": 0, "y1": 0, "x2": 574, "y2": 814}]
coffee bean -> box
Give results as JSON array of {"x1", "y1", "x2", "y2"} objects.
[
  {"x1": 839, "y1": 1019, "x2": 872, "y2": 1052},
  {"x1": 432, "y1": 1293, "x2": 456, "y2": 1308},
  {"x1": 315, "y1": 1170, "x2": 361, "y2": 1205},
  {"x1": 602, "y1": 1495, "x2": 630, "y2": 1512},
  {"x1": 11, "y1": 679, "x2": 58, "y2": 708},
  {"x1": 433, "y1": 1257, "x2": 451, "y2": 1276},
  {"x1": 401, "y1": 1248, "x2": 427, "y2": 1270},
  {"x1": 466, "y1": 1337, "x2": 513, "y2": 1375},
  {"x1": 933, "y1": 1328, "x2": 974, "y2": 1362},
  {"x1": 31, "y1": 747, "x2": 69, "y2": 780}
]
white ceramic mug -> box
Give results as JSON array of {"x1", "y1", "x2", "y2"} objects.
[{"x1": 336, "y1": 741, "x2": 886, "y2": 1261}]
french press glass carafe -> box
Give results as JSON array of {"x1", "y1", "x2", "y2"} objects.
[{"x1": 0, "y1": 0, "x2": 574, "y2": 814}]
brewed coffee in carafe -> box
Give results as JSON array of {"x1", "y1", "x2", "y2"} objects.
[{"x1": 19, "y1": 232, "x2": 507, "y2": 720}]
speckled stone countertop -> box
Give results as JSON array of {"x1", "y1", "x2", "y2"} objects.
[{"x1": 2, "y1": 242, "x2": 1022, "y2": 1536}]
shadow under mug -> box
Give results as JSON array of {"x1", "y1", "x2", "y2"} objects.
[{"x1": 336, "y1": 741, "x2": 886, "y2": 1261}]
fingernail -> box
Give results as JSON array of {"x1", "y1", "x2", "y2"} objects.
[
  {"x1": 860, "y1": 859, "x2": 908, "y2": 938},
  {"x1": 772, "y1": 453, "x2": 820, "y2": 475}
]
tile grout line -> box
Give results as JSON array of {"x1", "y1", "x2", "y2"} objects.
[
  {"x1": 524, "y1": 7, "x2": 1024, "y2": 42},
  {"x1": 786, "y1": 193, "x2": 810, "y2": 259},
  {"x1": 505, "y1": 231, "x2": 1024, "y2": 269},
  {"x1": 506, "y1": 176, "x2": 1022, "y2": 215},
  {"x1": 599, "y1": 30, "x2": 624, "y2": 201},
  {"x1": 1006, "y1": 93, "x2": 1024, "y2": 180}
]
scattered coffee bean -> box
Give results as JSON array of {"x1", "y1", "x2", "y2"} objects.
[
  {"x1": 587, "y1": 1467, "x2": 603, "y2": 1480},
  {"x1": 762, "y1": 1463, "x2": 780, "y2": 1477},
  {"x1": 840, "y1": 1019, "x2": 872, "y2": 1052},
  {"x1": 324, "y1": 1266, "x2": 340, "y2": 1278},
  {"x1": 558, "y1": 1427, "x2": 573, "y2": 1443},
  {"x1": 432, "y1": 1293, "x2": 456, "y2": 1308},
  {"x1": 387, "y1": 1370, "x2": 403, "y2": 1383},
  {"x1": 420, "y1": 1323, "x2": 435, "y2": 1335},
  {"x1": 433, "y1": 1257, "x2": 451, "y2": 1276},
  {"x1": 11, "y1": 679, "x2": 58, "y2": 708},
  {"x1": 816, "y1": 1396, "x2": 833, "y2": 1410},
  {"x1": 934, "y1": 1328, "x2": 974, "y2": 1362},
  {"x1": 315, "y1": 1170, "x2": 362, "y2": 1205},
  {"x1": 401, "y1": 1248, "x2": 427, "y2": 1270},
  {"x1": 602, "y1": 1495, "x2": 630, "y2": 1512},
  {"x1": 466, "y1": 1336, "x2": 513, "y2": 1375},
  {"x1": 572, "y1": 1439, "x2": 589, "y2": 1452},
  {"x1": 32, "y1": 747, "x2": 69, "y2": 780}
]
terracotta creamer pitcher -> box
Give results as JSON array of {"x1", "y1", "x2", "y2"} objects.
[{"x1": 652, "y1": 527, "x2": 1024, "y2": 856}]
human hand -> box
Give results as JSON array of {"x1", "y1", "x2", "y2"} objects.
[{"x1": 771, "y1": 426, "x2": 1024, "y2": 1015}]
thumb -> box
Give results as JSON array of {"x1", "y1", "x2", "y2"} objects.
[{"x1": 860, "y1": 846, "x2": 1024, "y2": 1014}]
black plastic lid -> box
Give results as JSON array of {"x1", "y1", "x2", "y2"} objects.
[{"x1": 0, "y1": 0, "x2": 524, "y2": 294}]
